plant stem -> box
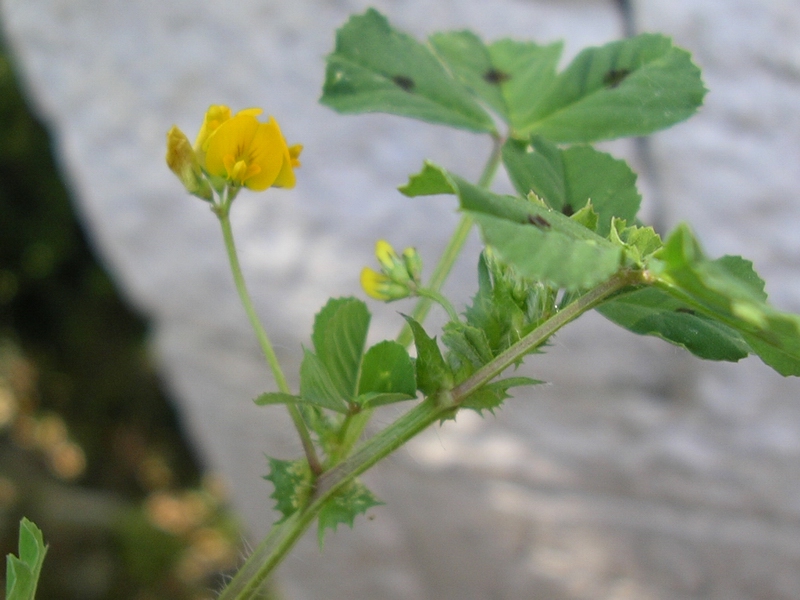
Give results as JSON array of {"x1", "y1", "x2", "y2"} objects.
[
  {"x1": 218, "y1": 270, "x2": 640, "y2": 600},
  {"x1": 330, "y1": 408, "x2": 372, "y2": 466},
  {"x1": 216, "y1": 203, "x2": 323, "y2": 476},
  {"x1": 397, "y1": 136, "x2": 504, "y2": 347},
  {"x1": 218, "y1": 398, "x2": 444, "y2": 600},
  {"x1": 416, "y1": 287, "x2": 459, "y2": 322}
]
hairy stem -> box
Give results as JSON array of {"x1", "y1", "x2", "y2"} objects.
[{"x1": 218, "y1": 270, "x2": 640, "y2": 599}]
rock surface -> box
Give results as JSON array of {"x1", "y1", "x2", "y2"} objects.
[{"x1": 2, "y1": 0, "x2": 800, "y2": 598}]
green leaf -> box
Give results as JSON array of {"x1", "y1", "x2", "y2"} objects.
[
  {"x1": 609, "y1": 219, "x2": 663, "y2": 265},
  {"x1": 254, "y1": 392, "x2": 303, "y2": 407},
  {"x1": 403, "y1": 161, "x2": 623, "y2": 290},
  {"x1": 442, "y1": 321, "x2": 494, "y2": 369},
  {"x1": 264, "y1": 458, "x2": 314, "y2": 523},
  {"x1": 398, "y1": 160, "x2": 457, "y2": 197},
  {"x1": 403, "y1": 316, "x2": 453, "y2": 395},
  {"x1": 429, "y1": 31, "x2": 562, "y2": 129},
  {"x1": 502, "y1": 135, "x2": 565, "y2": 211},
  {"x1": 519, "y1": 33, "x2": 706, "y2": 142},
  {"x1": 651, "y1": 224, "x2": 800, "y2": 375},
  {"x1": 321, "y1": 9, "x2": 495, "y2": 133},
  {"x1": 461, "y1": 376, "x2": 542, "y2": 414},
  {"x1": 502, "y1": 136, "x2": 641, "y2": 236},
  {"x1": 471, "y1": 211, "x2": 622, "y2": 290},
  {"x1": 358, "y1": 340, "x2": 417, "y2": 397},
  {"x1": 299, "y1": 350, "x2": 349, "y2": 413},
  {"x1": 570, "y1": 201, "x2": 599, "y2": 232},
  {"x1": 312, "y1": 297, "x2": 371, "y2": 401},
  {"x1": 6, "y1": 518, "x2": 47, "y2": 600},
  {"x1": 318, "y1": 479, "x2": 383, "y2": 548},
  {"x1": 597, "y1": 287, "x2": 750, "y2": 361}
]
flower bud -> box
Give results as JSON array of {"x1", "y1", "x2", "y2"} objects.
[
  {"x1": 166, "y1": 126, "x2": 213, "y2": 201},
  {"x1": 401, "y1": 247, "x2": 423, "y2": 283},
  {"x1": 375, "y1": 240, "x2": 410, "y2": 283},
  {"x1": 360, "y1": 268, "x2": 410, "y2": 301}
]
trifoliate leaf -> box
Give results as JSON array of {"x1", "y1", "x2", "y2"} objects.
[
  {"x1": 649, "y1": 224, "x2": 800, "y2": 375},
  {"x1": 503, "y1": 136, "x2": 641, "y2": 236},
  {"x1": 358, "y1": 340, "x2": 417, "y2": 398},
  {"x1": 321, "y1": 9, "x2": 495, "y2": 133},
  {"x1": 264, "y1": 458, "x2": 314, "y2": 523},
  {"x1": 402, "y1": 316, "x2": 453, "y2": 395},
  {"x1": 6, "y1": 518, "x2": 47, "y2": 600},
  {"x1": 312, "y1": 297, "x2": 371, "y2": 401},
  {"x1": 518, "y1": 33, "x2": 706, "y2": 141},
  {"x1": 318, "y1": 479, "x2": 383, "y2": 548},
  {"x1": 429, "y1": 31, "x2": 562, "y2": 130}
]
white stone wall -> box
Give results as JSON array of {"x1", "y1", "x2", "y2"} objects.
[{"x1": 2, "y1": 0, "x2": 800, "y2": 598}]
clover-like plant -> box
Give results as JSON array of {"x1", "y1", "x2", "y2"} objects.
[{"x1": 159, "y1": 9, "x2": 800, "y2": 599}]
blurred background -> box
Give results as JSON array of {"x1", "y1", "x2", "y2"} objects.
[
  {"x1": 0, "y1": 32, "x2": 242, "y2": 599},
  {"x1": 1, "y1": 1, "x2": 800, "y2": 599}
]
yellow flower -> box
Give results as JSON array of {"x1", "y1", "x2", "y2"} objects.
[
  {"x1": 375, "y1": 240, "x2": 406, "y2": 279},
  {"x1": 166, "y1": 104, "x2": 301, "y2": 198},
  {"x1": 166, "y1": 125, "x2": 213, "y2": 201},
  {"x1": 360, "y1": 240, "x2": 423, "y2": 301},
  {"x1": 361, "y1": 267, "x2": 406, "y2": 301},
  {"x1": 204, "y1": 111, "x2": 301, "y2": 191}
]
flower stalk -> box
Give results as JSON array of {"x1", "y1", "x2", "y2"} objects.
[{"x1": 215, "y1": 200, "x2": 322, "y2": 476}]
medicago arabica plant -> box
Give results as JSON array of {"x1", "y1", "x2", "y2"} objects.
[{"x1": 159, "y1": 8, "x2": 800, "y2": 600}]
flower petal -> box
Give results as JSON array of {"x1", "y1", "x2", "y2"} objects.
[
  {"x1": 242, "y1": 118, "x2": 288, "y2": 190},
  {"x1": 361, "y1": 268, "x2": 392, "y2": 300},
  {"x1": 266, "y1": 117, "x2": 297, "y2": 189},
  {"x1": 235, "y1": 107, "x2": 263, "y2": 119},
  {"x1": 204, "y1": 115, "x2": 260, "y2": 180},
  {"x1": 193, "y1": 104, "x2": 232, "y2": 154}
]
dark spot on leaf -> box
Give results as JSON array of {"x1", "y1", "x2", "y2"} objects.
[
  {"x1": 561, "y1": 204, "x2": 574, "y2": 217},
  {"x1": 483, "y1": 68, "x2": 511, "y2": 85},
  {"x1": 392, "y1": 75, "x2": 415, "y2": 92},
  {"x1": 675, "y1": 307, "x2": 696, "y2": 315},
  {"x1": 603, "y1": 68, "x2": 630, "y2": 88},
  {"x1": 527, "y1": 214, "x2": 551, "y2": 230}
]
